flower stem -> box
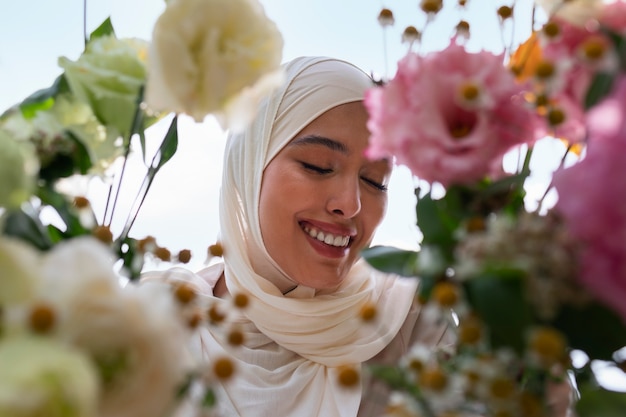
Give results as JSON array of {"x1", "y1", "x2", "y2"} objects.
[{"x1": 536, "y1": 143, "x2": 572, "y2": 212}]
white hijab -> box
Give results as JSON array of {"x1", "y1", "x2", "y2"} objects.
[{"x1": 199, "y1": 57, "x2": 418, "y2": 416}]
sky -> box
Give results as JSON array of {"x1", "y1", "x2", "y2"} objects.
[{"x1": 2, "y1": 0, "x2": 626, "y2": 390}]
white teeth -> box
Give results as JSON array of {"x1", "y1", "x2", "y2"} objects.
[{"x1": 303, "y1": 226, "x2": 350, "y2": 248}]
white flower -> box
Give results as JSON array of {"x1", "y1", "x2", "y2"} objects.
[
  {"x1": 146, "y1": 0, "x2": 284, "y2": 128},
  {"x1": 59, "y1": 35, "x2": 151, "y2": 137},
  {"x1": 0, "y1": 128, "x2": 38, "y2": 209},
  {"x1": 0, "y1": 335, "x2": 99, "y2": 417},
  {"x1": 36, "y1": 237, "x2": 193, "y2": 417},
  {"x1": 0, "y1": 238, "x2": 40, "y2": 307},
  {"x1": 535, "y1": 0, "x2": 604, "y2": 26}
]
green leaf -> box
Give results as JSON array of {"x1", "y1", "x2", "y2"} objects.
[
  {"x1": 463, "y1": 270, "x2": 533, "y2": 353},
  {"x1": 415, "y1": 191, "x2": 461, "y2": 259},
  {"x1": 552, "y1": 302, "x2": 626, "y2": 360},
  {"x1": 19, "y1": 74, "x2": 69, "y2": 119},
  {"x1": 584, "y1": 72, "x2": 615, "y2": 110},
  {"x1": 152, "y1": 116, "x2": 179, "y2": 170},
  {"x1": 89, "y1": 17, "x2": 115, "y2": 41},
  {"x1": 2, "y1": 209, "x2": 53, "y2": 251},
  {"x1": 362, "y1": 245, "x2": 419, "y2": 277},
  {"x1": 38, "y1": 131, "x2": 93, "y2": 182},
  {"x1": 577, "y1": 384, "x2": 626, "y2": 417},
  {"x1": 37, "y1": 186, "x2": 90, "y2": 239},
  {"x1": 202, "y1": 389, "x2": 216, "y2": 408}
]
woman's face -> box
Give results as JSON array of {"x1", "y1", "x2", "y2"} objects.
[{"x1": 259, "y1": 101, "x2": 391, "y2": 290}]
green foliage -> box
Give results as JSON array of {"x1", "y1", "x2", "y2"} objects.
[
  {"x1": 552, "y1": 302, "x2": 626, "y2": 361},
  {"x1": 362, "y1": 245, "x2": 419, "y2": 277},
  {"x1": 585, "y1": 72, "x2": 615, "y2": 110},
  {"x1": 18, "y1": 75, "x2": 70, "y2": 118},
  {"x1": 89, "y1": 17, "x2": 116, "y2": 41},
  {"x1": 463, "y1": 269, "x2": 533, "y2": 354},
  {"x1": 577, "y1": 383, "x2": 626, "y2": 417}
]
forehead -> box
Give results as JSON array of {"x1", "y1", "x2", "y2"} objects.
[{"x1": 288, "y1": 102, "x2": 371, "y2": 153}]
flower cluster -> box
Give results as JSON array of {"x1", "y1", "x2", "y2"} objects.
[
  {"x1": 364, "y1": 1, "x2": 626, "y2": 416},
  {"x1": 0, "y1": 0, "x2": 282, "y2": 415}
]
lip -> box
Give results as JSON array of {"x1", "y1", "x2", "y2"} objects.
[{"x1": 299, "y1": 220, "x2": 355, "y2": 259}]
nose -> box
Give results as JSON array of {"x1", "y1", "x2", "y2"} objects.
[{"x1": 327, "y1": 178, "x2": 361, "y2": 218}]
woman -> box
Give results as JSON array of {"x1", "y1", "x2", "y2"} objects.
[{"x1": 158, "y1": 56, "x2": 449, "y2": 416}]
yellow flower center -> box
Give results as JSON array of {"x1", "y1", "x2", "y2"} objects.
[
  {"x1": 459, "y1": 317, "x2": 483, "y2": 345},
  {"x1": 228, "y1": 328, "x2": 245, "y2": 346},
  {"x1": 490, "y1": 376, "x2": 515, "y2": 399},
  {"x1": 213, "y1": 357, "x2": 235, "y2": 380},
  {"x1": 207, "y1": 304, "x2": 226, "y2": 324},
  {"x1": 535, "y1": 60, "x2": 555, "y2": 79},
  {"x1": 359, "y1": 302, "x2": 378, "y2": 322},
  {"x1": 582, "y1": 39, "x2": 606, "y2": 61},
  {"x1": 432, "y1": 281, "x2": 459, "y2": 307},
  {"x1": 460, "y1": 83, "x2": 480, "y2": 102},
  {"x1": 29, "y1": 303, "x2": 56, "y2": 333},
  {"x1": 177, "y1": 249, "x2": 192, "y2": 264},
  {"x1": 154, "y1": 246, "x2": 171, "y2": 262},
  {"x1": 542, "y1": 21, "x2": 560, "y2": 39},
  {"x1": 233, "y1": 293, "x2": 250, "y2": 309},
  {"x1": 73, "y1": 196, "x2": 90, "y2": 209},
  {"x1": 420, "y1": 367, "x2": 448, "y2": 391},
  {"x1": 337, "y1": 366, "x2": 360, "y2": 387},
  {"x1": 547, "y1": 107, "x2": 566, "y2": 126},
  {"x1": 174, "y1": 282, "x2": 197, "y2": 304},
  {"x1": 529, "y1": 326, "x2": 566, "y2": 366}
]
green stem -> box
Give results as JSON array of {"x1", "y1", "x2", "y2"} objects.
[{"x1": 536, "y1": 143, "x2": 572, "y2": 213}]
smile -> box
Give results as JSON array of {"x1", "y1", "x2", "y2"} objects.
[{"x1": 302, "y1": 225, "x2": 350, "y2": 248}]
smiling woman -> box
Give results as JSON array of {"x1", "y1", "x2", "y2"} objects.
[{"x1": 144, "y1": 56, "x2": 451, "y2": 417}]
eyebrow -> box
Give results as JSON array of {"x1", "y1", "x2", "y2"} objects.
[{"x1": 288, "y1": 135, "x2": 348, "y2": 154}]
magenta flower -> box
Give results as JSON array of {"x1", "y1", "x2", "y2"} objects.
[
  {"x1": 365, "y1": 41, "x2": 539, "y2": 187},
  {"x1": 553, "y1": 76, "x2": 626, "y2": 322}
]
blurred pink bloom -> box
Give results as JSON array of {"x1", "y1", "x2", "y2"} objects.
[
  {"x1": 553, "y1": 76, "x2": 626, "y2": 322},
  {"x1": 365, "y1": 41, "x2": 539, "y2": 187},
  {"x1": 600, "y1": 1, "x2": 626, "y2": 33}
]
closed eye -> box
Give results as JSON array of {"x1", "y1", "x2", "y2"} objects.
[
  {"x1": 301, "y1": 162, "x2": 332, "y2": 174},
  {"x1": 361, "y1": 177, "x2": 388, "y2": 192}
]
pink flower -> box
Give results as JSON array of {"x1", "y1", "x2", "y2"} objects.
[
  {"x1": 553, "y1": 76, "x2": 626, "y2": 322},
  {"x1": 600, "y1": 1, "x2": 626, "y2": 34},
  {"x1": 365, "y1": 41, "x2": 539, "y2": 187}
]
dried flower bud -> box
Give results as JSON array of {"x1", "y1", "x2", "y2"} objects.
[
  {"x1": 402, "y1": 26, "x2": 421, "y2": 44},
  {"x1": 213, "y1": 356, "x2": 235, "y2": 380},
  {"x1": 535, "y1": 93, "x2": 549, "y2": 108},
  {"x1": 337, "y1": 365, "x2": 360, "y2": 387},
  {"x1": 73, "y1": 196, "x2": 90, "y2": 209},
  {"x1": 377, "y1": 8, "x2": 395, "y2": 27},
  {"x1": 208, "y1": 243, "x2": 224, "y2": 257},
  {"x1": 497, "y1": 5, "x2": 513, "y2": 20},
  {"x1": 458, "y1": 0, "x2": 467, "y2": 6},
  {"x1": 420, "y1": 0, "x2": 443, "y2": 14},
  {"x1": 177, "y1": 249, "x2": 192, "y2": 264},
  {"x1": 154, "y1": 246, "x2": 171, "y2": 262},
  {"x1": 29, "y1": 303, "x2": 56, "y2": 334},
  {"x1": 466, "y1": 216, "x2": 486, "y2": 232},
  {"x1": 93, "y1": 225, "x2": 113, "y2": 244},
  {"x1": 456, "y1": 20, "x2": 470, "y2": 38},
  {"x1": 137, "y1": 235, "x2": 157, "y2": 252}
]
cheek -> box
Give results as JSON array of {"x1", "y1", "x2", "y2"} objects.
[{"x1": 362, "y1": 194, "x2": 388, "y2": 235}]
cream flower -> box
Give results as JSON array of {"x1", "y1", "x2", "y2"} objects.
[
  {"x1": 0, "y1": 128, "x2": 38, "y2": 209},
  {"x1": 535, "y1": 0, "x2": 604, "y2": 26},
  {"x1": 0, "y1": 335, "x2": 99, "y2": 417},
  {"x1": 146, "y1": 0, "x2": 284, "y2": 129},
  {"x1": 36, "y1": 237, "x2": 193, "y2": 417},
  {"x1": 59, "y1": 35, "x2": 150, "y2": 138},
  {"x1": 0, "y1": 237, "x2": 40, "y2": 306}
]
